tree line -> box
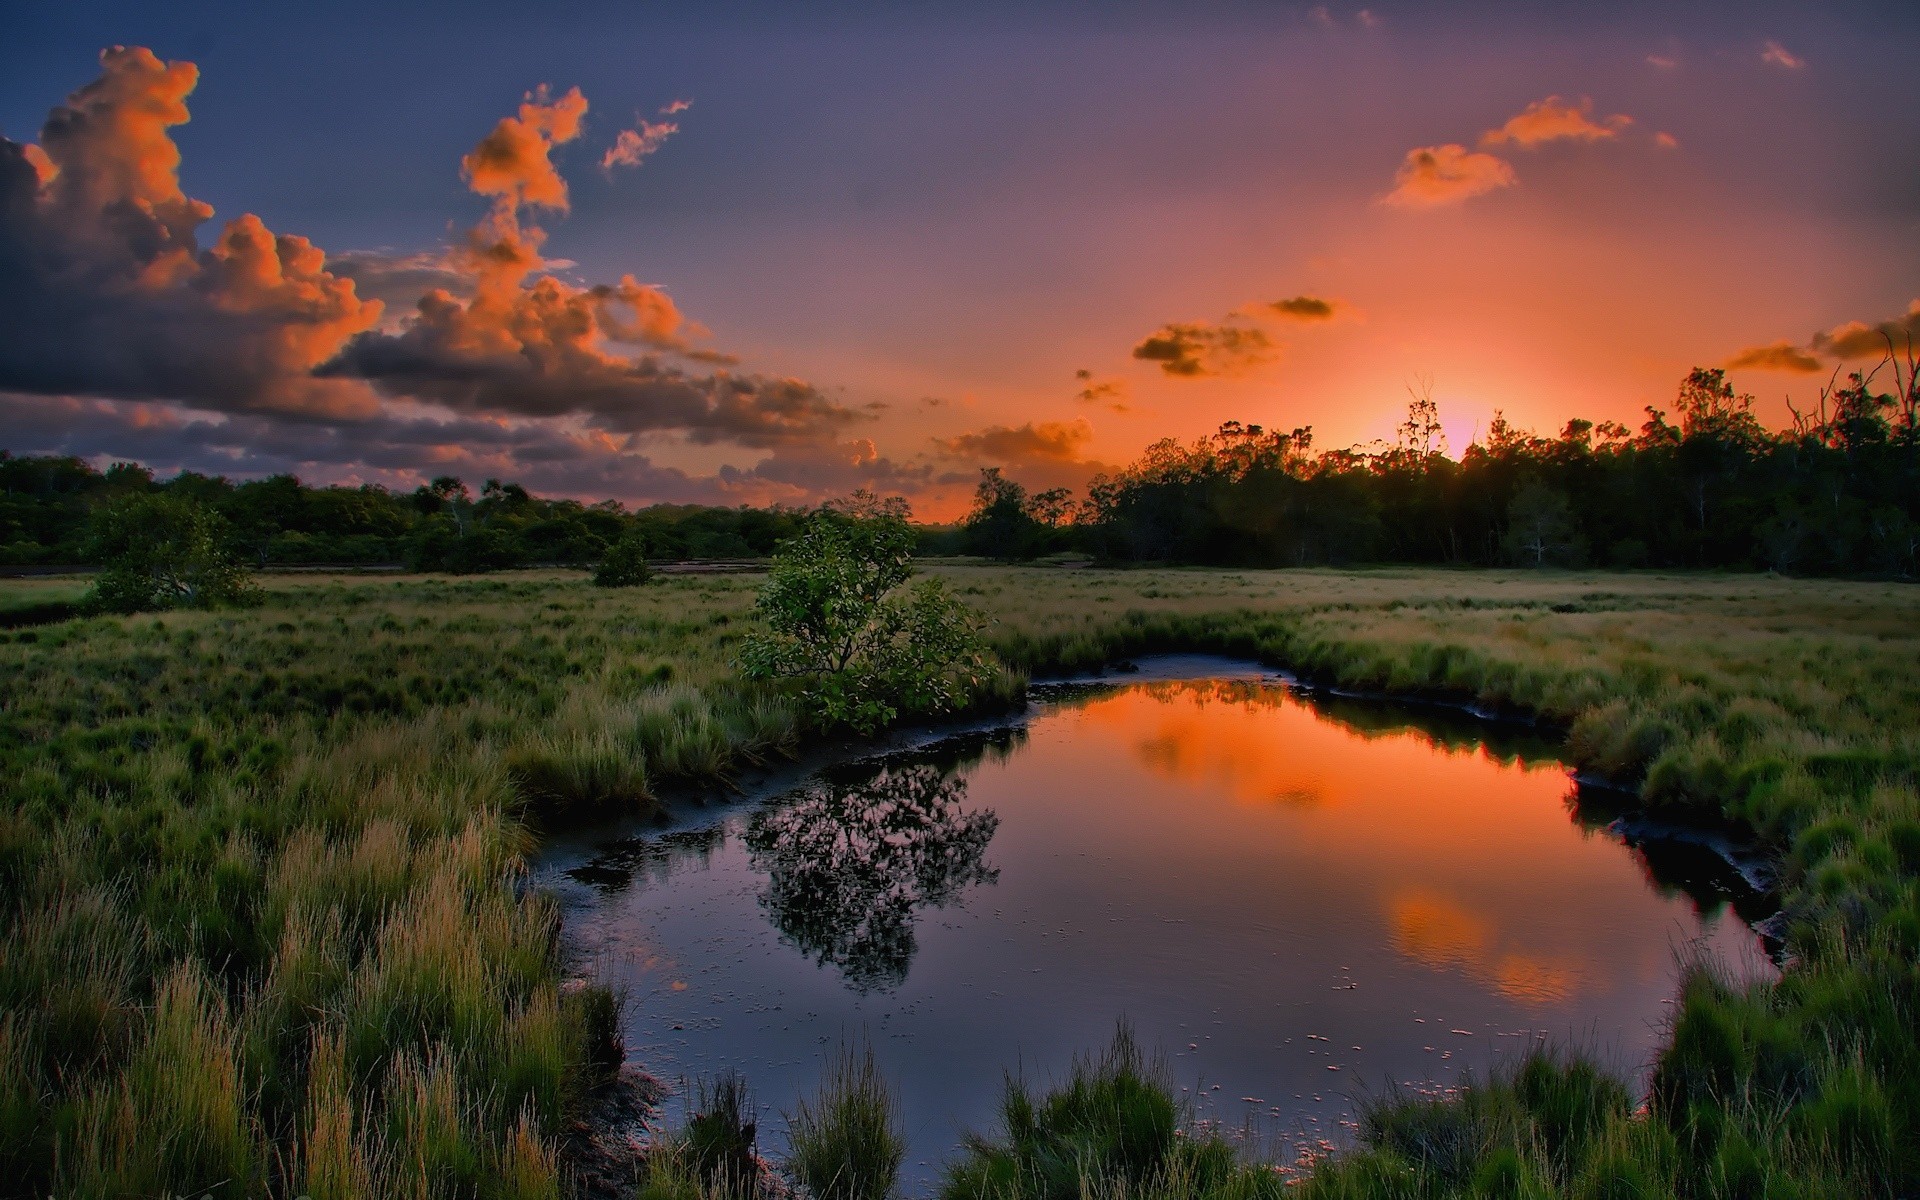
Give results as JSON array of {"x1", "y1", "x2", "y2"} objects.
[
  {"x1": 6, "y1": 359, "x2": 1917, "y2": 579},
  {"x1": 0, "y1": 460, "x2": 808, "y2": 571},
  {"x1": 958, "y1": 362, "x2": 1920, "y2": 575}
]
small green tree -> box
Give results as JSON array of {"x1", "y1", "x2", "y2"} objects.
[
  {"x1": 593, "y1": 526, "x2": 654, "y2": 587},
  {"x1": 741, "y1": 493, "x2": 992, "y2": 733},
  {"x1": 85, "y1": 493, "x2": 261, "y2": 612}
]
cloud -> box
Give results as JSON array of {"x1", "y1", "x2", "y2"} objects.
[
  {"x1": 927, "y1": 418, "x2": 1119, "y2": 500},
  {"x1": 661, "y1": 99, "x2": 693, "y2": 116},
  {"x1": 933, "y1": 419, "x2": 1094, "y2": 464},
  {"x1": 601, "y1": 117, "x2": 680, "y2": 172},
  {"x1": 0, "y1": 49, "x2": 895, "y2": 510},
  {"x1": 321, "y1": 73, "x2": 855, "y2": 447},
  {"x1": 1654, "y1": 131, "x2": 1680, "y2": 150},
  {"x1": 1073, "y1": 369, "x2": 1131, "y2": 413},
  {"x1": 1646, "y1": 54, "x2": 1679, "y2": 70},
  {"x1": 0, "y1": 389, "x2": 933, "y2": 510},
  {"x1": 461, "y1": 84, "x2": 587, "y2": 212},
  {"x1": 1761, "y1": 41, "x2": 1805, "y2": 70},
  {"x1": 1381, "y1": 144, "x2": 1516, "y2": 208},
  {"x1": 1131, "y1": 321, "x2": 1276, "y2": 377},
  {"x1": 1725, "y1": 341, "x2": 1822, "y2": 373},
  {"x1": 1480, "y1": 96, "x2": 1630, "y2": 148},
  {"x1": 0, "y1": 47, "x2": 384, "y2": 418},
  {"x1": 1260, "y1": 295, "x2": 1339, "y2": 321},
  {"x1": 327, "y1": 249, "x2": 475, "y2": 315},
  {"x1": 1811, "y1": 300, "x2": 1920, "y2": 359}
]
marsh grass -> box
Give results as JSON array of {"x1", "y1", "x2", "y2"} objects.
[
  {"x1": 0, "y1": 564, "x2": 1916, "y2": 1195},
  {"x1": 942, "y1": 1026, "x2": 1264, "y2": 1200},
  {"x1": 787, "y1": 1043, "x2": 907, "y2": 1200}
]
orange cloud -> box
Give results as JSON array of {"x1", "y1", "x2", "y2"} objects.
[
  {"x1": 1480, "y1": 96, "x2": 1631, "y2": 148},
  {"x1": 1654, "y1": 131, "x2": 1680, "y2": 149},
  {"x1": 1811, "y1": 300, "x2": 1920, "y2": 359},
  {"x1": 1381, "y1": 143, "x2": 1516, "y2": 208},
  {"x1": 1132, "y1": 321, "x2": 1276, "y2": 377},
  {"x1": 322, "y1": 84, "x2": 853, "y2": 446},
  {"x1": 1725, "y1": 341, "x2": 1822, "y2": 373},
  {"x1": 0, "y1": 46, "x2": 381, "y2": 418},
  {"x1": 933, "y1": 418, "x2": 1094, "y2": 463},
  {"x1": 601, "y1": 118, "x2": 680, "y2": 172},
  {"x1": 461, "y1": 84, "x2": 587, "y2": 213}
]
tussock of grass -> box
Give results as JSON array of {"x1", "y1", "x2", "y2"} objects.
[
  {"x1": 787, "y1": 1043, "x2": 907, "y2": 1200},
  {"x1": 942, "y1": 1026, "x2": 1258, "y2": 1200}
]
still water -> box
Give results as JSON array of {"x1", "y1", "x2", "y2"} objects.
[{"x1": 543, "y1": 659, "x2": 1772, "y2": 1179}]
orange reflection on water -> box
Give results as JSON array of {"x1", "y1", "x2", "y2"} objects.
[
  {"x1": 1387, "y1": 887, "x2": 1585, "y2": 1005},
  {"x1": 1044, "y1": 680, "x2": 1718, "y2": 1009}
]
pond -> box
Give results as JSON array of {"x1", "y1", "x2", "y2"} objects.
[{"x1": 541, "y1": 657, "x2": 1775, "y2": 1181}]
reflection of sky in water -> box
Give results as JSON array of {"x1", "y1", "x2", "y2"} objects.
[{"x1": 551, "y1": 669, "x2": 1773, "y2": 1183}]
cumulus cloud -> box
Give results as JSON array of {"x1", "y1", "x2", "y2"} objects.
[
  {"x1": 1761, "y1": 41, "x2": 1805, "y2": 70},
  {"x1": 1480, "y1": 96, "x2": 1631, "y2": 148},
  {"x1": 1131, "y1": 321, "x2": 1276, "y2": 377},
  {"x1": 1811, "y1": 300, "x2": 1920, "y2": 359},
  {"x1": 0, "y1": 49, "x2": 894, "y2": 509},
  {"x1": 461, "y1": 84, "x2": 587, "y2": 212},
  {"x1": 1381, "y1": 144, "x2": 1516, "y2": 208},
  {"x1": 1725, "y1": 342, "x2": 1822, "y2": 373},
  {"x1": 321, "y1": 75, "x2": 855, "y2": 446},
  {"x1": 0, "y1": 46, "x2": 383, "y2": 418}
]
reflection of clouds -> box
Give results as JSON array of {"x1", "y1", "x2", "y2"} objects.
[
  {"x1": 745, "y1": 764, "x2": 999, "y2": 992},
  {"x1": 1077, "y1": 682, "x2": 1331, "y2": 808},
  {"x1": 1385, "y1": 887, "x2": 1584, "y2": 1006}
]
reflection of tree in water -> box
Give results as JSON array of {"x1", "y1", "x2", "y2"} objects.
[
  {"x1": 568, "y1": 824, "x2": 728, "y2": 893},
  {"x1": 745, "y1": 763, "x2": 999, "y2": 991}
]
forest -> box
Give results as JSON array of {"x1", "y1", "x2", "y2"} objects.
[{"x1": 3, "y1": 362, "x2": 1917, "y2": 577}]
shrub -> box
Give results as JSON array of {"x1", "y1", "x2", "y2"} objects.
[
  {"x1": 594, "y1": 528, "x2": 655, "y2": 587},
  {"x1": 84, "y1": 493, "x2": 260, "y2": 613},
  {"x1": 740, "y1": 494, "x2": 994, "y2": 733}
]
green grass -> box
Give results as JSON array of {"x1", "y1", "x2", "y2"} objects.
[
  {"x1": 0, "y1": 564, "x2": 1916, "y2": 1196},
  {"x1": 787, "y1": 1044, "x2": 907, "y2": 1200}
]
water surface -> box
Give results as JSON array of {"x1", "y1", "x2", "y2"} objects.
[{"x1": 546, "y1": 661, "x2": 1771, "y2": 1179}]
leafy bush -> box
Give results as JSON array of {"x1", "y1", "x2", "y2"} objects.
[
  {"x1": 740, "y1": 494, "x2": 995, "y2": 732},
  {"x1": 594, "y1": 527, "x2": 655, "y2": 587},
  {"x1": 84, "y1": 492, "x2": 260, "y2": 613}
]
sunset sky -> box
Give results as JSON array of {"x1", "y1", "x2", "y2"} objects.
[{"x1": 3, "y1": 2, "x2": 1917, "y2": 518}]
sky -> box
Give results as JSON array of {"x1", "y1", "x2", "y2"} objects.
[{"x1": 3, "y1": 2, "x2": 1917, "y2": 519}]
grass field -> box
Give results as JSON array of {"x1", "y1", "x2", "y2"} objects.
[{"x1": 1, "y1": 564, "x2": 1916, "y2": 1197}]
